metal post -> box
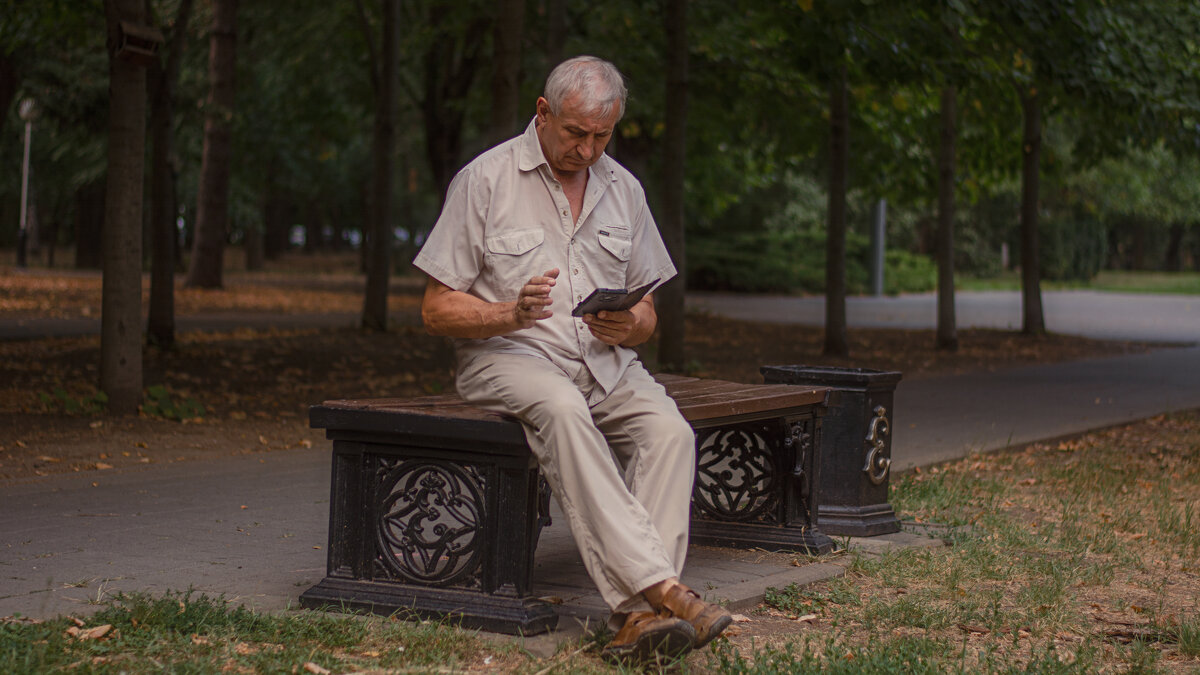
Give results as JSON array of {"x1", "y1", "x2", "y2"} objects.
[
  {"x1": 17, "y1": 99, "x2": 36, "y2": 268},
  {"x1": 869, "y1": 198, "x2": 886, "y2": 296}
]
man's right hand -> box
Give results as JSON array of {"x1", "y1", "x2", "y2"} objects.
[{"x1": 513, "y1": 269, "x2": 560, "y2": 328}]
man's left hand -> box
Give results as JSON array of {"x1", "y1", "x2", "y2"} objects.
[{"x1": 583, "y1": 310, "x2": 637, "y2": 346}]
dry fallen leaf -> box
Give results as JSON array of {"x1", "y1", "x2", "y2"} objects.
[
  {"x1": 303, "y1": 662, "x2": 331, "y2": 675},
  {"x1": 731, "y1": 614, "x2": 751, "y2": 623},
  {"x1": 68, "y1": 624, "x2": 112, "y2": 640}
]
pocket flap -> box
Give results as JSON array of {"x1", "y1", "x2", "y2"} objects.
[
  {"x1": 486, "y1": 228, "x2": 545, "y2": 255},
  {"x1": 597, "y1": 230, "x2": 632, "y2": 261}
]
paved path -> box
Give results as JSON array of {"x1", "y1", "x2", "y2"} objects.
[
  {"x1": 2, "y1": 289, "x2": 1198, "y2": 638},
  {"x1": 689, "y1": 290, "x2": 1200, "y2": 343}
]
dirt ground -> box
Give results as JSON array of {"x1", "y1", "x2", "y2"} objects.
[{"x1": 0, "y1": 263, "x2": 1172, "y2": 482}]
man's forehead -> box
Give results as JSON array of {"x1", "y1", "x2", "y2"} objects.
[{"x1": 556, "y1": 95, "x2": 619, "y2": 131}]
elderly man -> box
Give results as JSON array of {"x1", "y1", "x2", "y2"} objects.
[{"x1": 412, "y1": 56, "x2": 731, "y2": 664}]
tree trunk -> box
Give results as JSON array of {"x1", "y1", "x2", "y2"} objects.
[
  {"x1": 1164, "y1": 221, "x2": 1184, "y2": 272},
  {"x1": 75, "y1": 180, "x2": 105, "y2": 269},
  {"x1": 487, "y1": 0, "x2": 524, "y2": 147},
  {"x1": 546, "y1": 0, "x2": 566, "y2": 67},
  {"x1": 422, "y1": 6, "x2": 488, "y2": 197},
  {"x1": 147, "y1": 0, "x2": 194, "y2": 348},
  {"x1": 657, "y1": 0, "x2": 688, "y2": 371},
  {"x1": 1018, "y1": 86, "x2": 1045, "y2": 336},
  {"x1": 101, "y1": 0, "x2": 147, "y2": 414},
  {"x1": 935, "y1": 85, "x2": 958, "y2": 352},
  {"x1": 262, "y1": 186, "x2": 291, "y2": 260},
  {"x1": 363, "y1": 0, "x2": 399, "y2": 332},
  {"x1": 823, "y1": 66, "x2": 849, "y2": 358},
  {"x1": 0, "y1": 56, "x2": 18, "y2": 121},
  {"x1": 244, "y1": 224, "x2": 264, "y2": 269},
  {"x1": 185, "y1": 0, "x2": 238, "y2": 288}
]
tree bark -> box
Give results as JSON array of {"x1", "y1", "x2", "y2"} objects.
[
  {"x1": 75, "y1": 180, "x2": 105, "y2": 269},
  {"x1": 935, "y1": 85, "x2": 958, "y2": 352},
  {"x1": 185, "y1": 0, "x2": 238, "y2": 288},
  {"x1": 0, "y1": 56, "x2": 18, "y2": 126},
  {"x1": 422, "y1": 6, "x2": 488, "y2": 196},
  {"x1": 545, "y1": 0, "x2": 566, "y2": 67},
  {"x1": 362, "y1": 0, "x2": 399, "y2": 331},
  {"x1": 1165, "y1": 221, "x2": 1184, "y2": 272},
  {"x1": 487, "y1": 0, "x2": 524, "y2": 147},
  {"x1": 823, "y1": 66, "x2": 849, "y2": 358},
  {"x1": 657, "y1": 0, "x2": 688, "y2": 371},
  {"x1": 1018, "y1": 86, "x2": 1045, "y2": 336},
  {"x1": 244, "y1": 223, "x2": 264, "y2": 269},
  {"x1": 147, "y1": 0, "x2": 194, "y2": 348},
  {"x1": 101, "y1": 0, "x2": 148, "y2": 414}
]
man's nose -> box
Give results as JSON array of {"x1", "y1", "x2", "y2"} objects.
[{"x1": 576, "y1": 140, "x2": 594, "y2": 160}]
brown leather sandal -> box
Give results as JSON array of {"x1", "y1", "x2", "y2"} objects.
[
  {"x1": 659, "y1": 584, "x2": 733, "y2": 648},
  {"x1": 600, "y1": 610, "x2": 696, "y2": 666}
]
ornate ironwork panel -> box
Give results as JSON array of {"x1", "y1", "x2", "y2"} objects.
[
  {"x1": 371, "y1": 458, "x2": 487, "y2": 588},
  {"x1": 691, "y1": 422, "x2": 781, "y2": 523}
]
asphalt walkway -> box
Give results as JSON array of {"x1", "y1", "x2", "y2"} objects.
[{"x1": 2, "y1": 290, "x2": 1198, "y2": 643}]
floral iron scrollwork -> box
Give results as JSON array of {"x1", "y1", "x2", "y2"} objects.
[
  {"x1": 692, "y1": 423, "x2": 778, "y2": 522},
  {"x1": 863, "y1": 405, "x2": 891, "y2": 485},
  {"x1": 374, "y1": 460, "x2": 485, "y2": 587}
]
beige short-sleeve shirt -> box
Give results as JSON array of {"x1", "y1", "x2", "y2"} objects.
[{"x1": 414, "y1": 119, "x2": 677, "y2": 395}]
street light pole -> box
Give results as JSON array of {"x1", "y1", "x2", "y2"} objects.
[{"x1": 17, "y1": 98, "x2": 37, "y2": 268}]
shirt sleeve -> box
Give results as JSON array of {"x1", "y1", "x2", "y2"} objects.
[
  {"x1": 413, "y1": 167, "x2": 487, "y2": 292},
  {"x1": 627, "y1": 197, "x2": 678, "y2": 291}
]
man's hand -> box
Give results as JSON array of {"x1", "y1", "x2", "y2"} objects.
[
  {"x1": 514, "y1": 269, "x2": 560, "y2": 328},
  {"x1": 583, "y1": 310, "x2": 637, "y2": 346},
  {"x1": 582, "y1": 292, "x2": 657, "y2": 347}
]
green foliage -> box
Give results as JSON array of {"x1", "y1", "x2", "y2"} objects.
[
  {"x1": 1173, "y1": 616, "x2": 1200, "y2": 657},
  {"x1": 1038, "y1": 218, "x2": 1107, "y2": 282},
  {"x1": 765, "y1": 578, "x2": 860, "y2": 616},
  {"x1": 141, "y1": 385, "x2": 205, "y2": 421},
  {"x1": 687, "y1": 228, "x2": 935, "y2": 295},
  {"x1": 37, "y1": 387, "x2": 107, "y2": 415}
]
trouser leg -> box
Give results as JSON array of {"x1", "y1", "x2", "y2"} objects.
[
  {"x1": 590, "y1": 361, "x2": 696, "y2": 582},
  {"x1": 455, "y1": 354, "x2": 683, "y2": 614}
]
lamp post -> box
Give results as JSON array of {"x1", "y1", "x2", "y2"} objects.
[{"x1": 17, "y1": 98, "x2": 37, "y2": 268}]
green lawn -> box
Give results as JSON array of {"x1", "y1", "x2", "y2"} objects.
[{"x1": 959, "y1": 270, "x2": 1200, "y2": 295}]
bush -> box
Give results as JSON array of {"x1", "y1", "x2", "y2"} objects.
[
  {"x1": 686, "y1": 228, "x2": 936, "y2": 295},
  {"x1": 1039, "y1": 218, "x2": 1107, "y2": 281}
]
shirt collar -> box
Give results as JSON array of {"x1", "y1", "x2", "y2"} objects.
[{"x1": 517, "y1": 117, "x2": 617, "y2": 183}]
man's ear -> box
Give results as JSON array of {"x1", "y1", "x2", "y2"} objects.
[{"x1": 535, "y1": 97, "x2": 550, "y2": 123}]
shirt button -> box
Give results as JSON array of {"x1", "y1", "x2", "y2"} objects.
[{"x1": 573, "y1": 269, "x2": 579, "y2": 275}]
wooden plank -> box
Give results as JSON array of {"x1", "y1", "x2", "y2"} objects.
[{"x1": 314, "y1": 377, "x2": 827, "y2": 427}]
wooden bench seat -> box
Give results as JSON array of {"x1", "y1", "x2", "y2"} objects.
[{"x1": 300, "y1": 375, "x2": 831, "y2": 635}]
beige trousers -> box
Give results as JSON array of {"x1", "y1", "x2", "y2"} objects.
[{"x1": 455, "y1": 352, "x2": 696, "y2": 619}]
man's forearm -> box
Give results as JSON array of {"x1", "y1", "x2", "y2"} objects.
[{"x1": 422, "y1": 278, "x2": 524, "y2": 339}]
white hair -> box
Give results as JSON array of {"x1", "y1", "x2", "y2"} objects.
[{"x1": 543, "y1": 56, "x2": 627, "y2": 120}]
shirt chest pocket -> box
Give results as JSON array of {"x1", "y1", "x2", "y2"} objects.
[
  {"x1": 484, "y1": 228, "x2": 546, "y2": 300},
  {"x1": 593, "y1": 226, "x2": 632, "y2": 286}
]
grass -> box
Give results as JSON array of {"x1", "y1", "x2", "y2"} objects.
[
  {"x1": 756, "y1": 411, "x2": 1200, "y2": 673},
  {"x1": 0, "y1": 590, "x2": 512, "y2": 674},
  {"x1": 959, "y1": 270, "x2": 1200, "y2": 295}
]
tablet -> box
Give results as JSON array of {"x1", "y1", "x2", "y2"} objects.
[{"x1": 571, "y1": 279, "x2": 660, "y2": 317}]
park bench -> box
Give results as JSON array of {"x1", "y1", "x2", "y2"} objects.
[{"x1": 300, "y1": 374, "x2": 832, "y2": 635}]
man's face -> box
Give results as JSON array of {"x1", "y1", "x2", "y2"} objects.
[{"x1": 535, "y1": 95, "x2": 620, "y2": 176}]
